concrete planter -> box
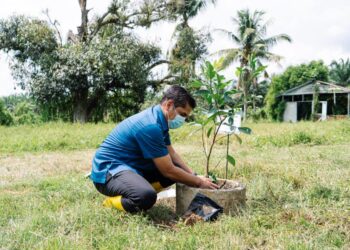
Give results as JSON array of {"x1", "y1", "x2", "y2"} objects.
[{"x1": 176, "y1": 179, "x2": 246, "y2": 215}]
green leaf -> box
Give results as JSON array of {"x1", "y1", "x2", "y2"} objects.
[
  {"x1": 227, "y1": 154, "x2": 236, "y2": 166},
  {"x1": 233, "y1": 134, "x2": 242, "y2": 144},
  {"x1": 238, "y1": 127, "x2": 252, "y2": 134},
  {"x1": 228, "y1": 117, "x2": 233, "y2": 125},
  {"x1": 196, "y1": 89, "x2": 210, "y2": 97},
  {"x1": 235, "y1": 67, "x2": 242, "y2": 77},
  {"x1": 207, "y1": 126, "x2": 214, "y2": 138},
  {"x1": 191, "y1": 80, "x2": 202, "y2": 88},
  {"x1": 206, "y1": 61, "x2": 215, "y2": 79}
]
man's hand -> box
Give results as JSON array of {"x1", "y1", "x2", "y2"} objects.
[
  {"x1": 198, "y1": 176, "x2": 219, "y2": 190},
  {"x1": 153, "y1": 154, "x2": 219, "y2": 189}
]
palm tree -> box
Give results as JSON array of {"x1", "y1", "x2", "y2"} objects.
[
  {"x1": 168, "y1": 0, "x2": 216, "y2": 85},
  {"x1": 329, "y1": 58, "x2": 350, "y2": 86},
  {"x1": 215, "y1": 9, "x2": 292, "y2": 120},
  {"x1": 170, "y1": 0, "x2": 216, "y2": 28}
]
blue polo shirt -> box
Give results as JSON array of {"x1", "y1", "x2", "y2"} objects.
[{"x1": 90, "y1": 105, "x2": 171, "y2": 184}]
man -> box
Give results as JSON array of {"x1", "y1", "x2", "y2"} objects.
[{"x1": 90, "y1": 85, "x2": 218, "y2": 213}]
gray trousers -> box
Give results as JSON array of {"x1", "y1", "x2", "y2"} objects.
[{"x1": 94, "y1": 169, "x2": 175, "y2": 213}]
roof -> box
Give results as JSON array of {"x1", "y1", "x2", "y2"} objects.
[{"x1": 280, "y1": 81, "x2": 350, "y2": 96}]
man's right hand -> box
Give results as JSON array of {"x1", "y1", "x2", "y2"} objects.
[
  {"x1": 198, "y1": 176, "x2": 219, "y2": 190},
  {"x1": 153, "y1": 154, "x2": 219, "y2": 189}
]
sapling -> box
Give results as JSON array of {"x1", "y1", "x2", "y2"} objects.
[{"x1": 191, "y1": 60, "x2": 252, "y2": 186}]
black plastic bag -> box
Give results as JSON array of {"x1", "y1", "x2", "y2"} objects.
[{"x1": 184, "y1": 193, "x2": 223, "y2": 221}]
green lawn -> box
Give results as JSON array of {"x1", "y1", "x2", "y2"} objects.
[{"x1": 1, "y1": 120, "x2": 349, "y2": 249}]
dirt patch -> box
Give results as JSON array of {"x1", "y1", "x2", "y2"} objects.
[{"x1": 0, "y1": 150, "x2": 95, "y2": 186}]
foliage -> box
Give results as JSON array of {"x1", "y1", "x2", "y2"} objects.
[
  {"x1": 167, "y1": 0, "x2": 215, "y2": 87},
  {"x1": 235, "y1": 54, "x2": 267, "y2": 120},
  {"x1": 214, "y1": 9, "x2": 291, "y2": 120},
  {"x1": 168, "y1": 0, "x2": 216, "y2": 23},
  {"x1": 329, "y1": 58, "x2": 350, "y2": 86},
  {"x1": 215, "y1": 9, "x2": 291, "y2": 70},
  {"x1": 0, "y1": 100, "x2": 13, "y2": 126},
  {"x1": 191, "y1": 61, "x2": 251, "y2": 178},
  {"x1": 12, "y1": 101, "x2": 41, "y2": 125},
  {"x1": 0, "y1": 0, "x2": 171, "y2": 123},
  {"x1": 265, "y1": 60, "x2": 329, "y2": 120},
  {"x1": 169, "y1": 26, "x2": 210, "y2": 87}
]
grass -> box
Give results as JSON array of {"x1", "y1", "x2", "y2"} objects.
[{"x1": 0, "y1": 120, "x2": 349, "y2": 249}]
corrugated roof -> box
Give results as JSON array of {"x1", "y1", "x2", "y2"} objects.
[{"x1": 280, "y1": 81, "x2": 350, "y2": 96}]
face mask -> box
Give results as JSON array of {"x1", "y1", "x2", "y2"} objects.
[{"x1": 168, "y1": 105, "x2": 186, "y2": 129}]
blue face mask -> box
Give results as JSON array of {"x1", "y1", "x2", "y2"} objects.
[{"x1": 168, "y1": 106, "x2": 186, "y2": 129}]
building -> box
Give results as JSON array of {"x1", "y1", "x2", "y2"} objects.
[{"x1": 280, "y1": 81, "x2": 350, "y2": 122}]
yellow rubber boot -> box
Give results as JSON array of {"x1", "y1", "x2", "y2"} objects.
[
  {"x1": 103, "y1": 196, "x2": 125, "y2": 211},
  {"x1": 151, "y1": 182, "x2": 164, "y2": 193}
]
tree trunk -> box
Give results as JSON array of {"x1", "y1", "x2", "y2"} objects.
[
  {"x1": 78, "y1": 0, "x2": 89, "y2": 41},
  {"x1": 243, "y1": 89, "x2": 247, "y2": 121},
  {"x1": 73, "y1": 88, "x2": 89, "y2": 123},
  {"x1": 253, "y1": 89, "x2": 256, "y2": 112}
]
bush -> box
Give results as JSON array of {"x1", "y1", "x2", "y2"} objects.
[
  {"x1": 0, "y1": 100, "x2": 13, "y2": 126},
  {"x1": 13, "y1": 102, "x2": 41, "y2": 125},
  {"x1": 248, "y1": 108, "x2": 267, "y2": 122}
]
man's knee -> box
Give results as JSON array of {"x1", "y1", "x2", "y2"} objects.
[{"x1": 133, "y1": 188, "x2": 157, "y2": 211}]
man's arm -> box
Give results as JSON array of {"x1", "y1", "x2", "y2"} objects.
[
  {"x1": 153, "y1": 154, "x2": 218, "y2": 189},
  {"x1": 167, "y1": 145, "x2": 193, "y2": 174}
]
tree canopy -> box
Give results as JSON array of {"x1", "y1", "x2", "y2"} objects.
[
  {"x1": 0, "y1": 0, "x2": 172, "y2": 122},
  {"x1": 329, "y1": 58, "x2": 350, "y2": 86}
]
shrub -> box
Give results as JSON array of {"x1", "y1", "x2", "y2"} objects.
[
  {"x1": 13, "y1": 102, "x2": 41, "y2": 125},
  {"x1": 0, "y1": 100, "x2": 13, "y2": 126}
]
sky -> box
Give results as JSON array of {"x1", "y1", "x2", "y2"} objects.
[{"x1": 1, "y1": 0, "x2": 350, "y2": 96}]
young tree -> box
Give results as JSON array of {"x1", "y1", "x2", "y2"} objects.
[
  {"x1": 0, "y1": 0, "x2": 171, "y2": 122},
  {"x1": 235, "y1": 54, "x2": 267, "y2": 120}
]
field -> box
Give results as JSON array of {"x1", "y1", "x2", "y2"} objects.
[{"x1": 1, "y1": 120, "x2": 349, "y2": 249}]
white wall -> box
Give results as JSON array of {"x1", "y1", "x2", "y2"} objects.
[{"x1": 283, "y1": 102, "x2": 297, "y2": 122}]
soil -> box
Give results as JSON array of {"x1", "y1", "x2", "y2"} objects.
[
  {"x1": 183, "y1": 213, "x2": 203, "y2": 226},
  {"x1": 216, "y1": 179, "x2": 240, "y2": 190}
]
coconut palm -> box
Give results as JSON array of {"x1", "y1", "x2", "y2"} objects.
[
  {"x1": 329, "y1": 58, "x2": 350, "y2": 86},
  {"x1": 170, "y1": 0, "x2": 216, "y2": 27},
  {"x1": 215, "y1": 9, "x2": 291, "y2": 119},
  {"x1": 168, "y1": 0, "x2": 216, "y2": 86}
]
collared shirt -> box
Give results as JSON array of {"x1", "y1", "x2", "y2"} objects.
[{"x1": 90, "y1": 105, "x2": 171, "y2": 184}]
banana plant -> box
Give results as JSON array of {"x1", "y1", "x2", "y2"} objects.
[{"x1": 191, "y1": 60, "x2": 252, "y2": 181}]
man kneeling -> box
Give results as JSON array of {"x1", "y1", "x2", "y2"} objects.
[{"x1": 90, "y1": 85, "x2": 218, "y2": 213}]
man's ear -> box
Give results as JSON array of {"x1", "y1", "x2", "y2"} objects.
[{"x1": 166, "y1": 99, "x2": 174, "y2": 110}]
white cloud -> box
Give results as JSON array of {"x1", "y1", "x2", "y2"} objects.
[{"x1": 1, "y1": 0, "x2": 350, "y2": 96}]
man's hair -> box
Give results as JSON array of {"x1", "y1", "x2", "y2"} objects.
[{"x1": 160, "y1": 85, "x2": 196, "y2": 109}]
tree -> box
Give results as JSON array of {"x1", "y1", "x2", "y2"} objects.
[
  {"x1": 167, "y1": 0, "x2": 215, "y2": 86},
  {"x1": 265, "y1": 60, "x2": 329, "y2": 120},
  {"x1": 214, "y1": 9, "x2": 291, "y2": 120},
  {"x1": 329, "y1": 58, "x2": 350, "y2": 86},
  {"x1": 191, "y1": 61, "x2": 251, "y2": 179},
  {"x1": 0, "y1": 0, "x2": 171, "y2": 123},
  {"x1": 235, "y1": 54, "x2": 267, "y2": 119}
]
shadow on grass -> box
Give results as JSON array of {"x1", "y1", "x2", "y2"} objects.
[{"x1": 146, "y1": 197, "x2": 180, "y2": 230}]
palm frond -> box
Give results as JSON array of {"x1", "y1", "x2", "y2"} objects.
[
  {"x1": 258, "y1": 34, "x2": 292, "y2": 48},
  {"x1": 214, "y1": 28, "x2": 240, "y2": 43},
  {"x1": 213, "y1": 49, "x2": 240, "y2": 70}
]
